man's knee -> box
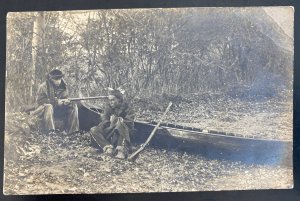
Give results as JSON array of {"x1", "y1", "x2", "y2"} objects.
[
  {"x1": 67, "y1": 102, "x2": 78, "y2": 112},
  {"x1": 44, "y1": 104, "x2": 54, "y2": 114},
  {"x1": 69, "y1": 102, "x2": 77, "y2": 108},
  {"x1": 90, "y1": 126, "x2": 104, "y2": 136}
]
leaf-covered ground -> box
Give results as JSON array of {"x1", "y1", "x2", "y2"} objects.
[
  {"x1": 134, "y1": 92, "x2": 293, "y2": 140},
  {"x1": 3, "y1": 93, "x2": 293, "y2": 194}
]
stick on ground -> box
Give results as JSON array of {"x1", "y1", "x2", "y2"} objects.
[{"x1": 128, "y1": 102, "x2": 173, "y2": 162}]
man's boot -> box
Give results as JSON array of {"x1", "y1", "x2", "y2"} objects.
[
  {"x1": 103, "y1": 145, "x2": 114, "y2": 156},
  {"x1": 115, "y1": 146, "x2": 126, "y2": 159}
]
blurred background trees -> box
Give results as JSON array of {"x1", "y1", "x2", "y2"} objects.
[{"x1": 6, "y1": 8, "x2": 293, "y2": 111}]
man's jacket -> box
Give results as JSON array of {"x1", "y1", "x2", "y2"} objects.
[
  {"x1": 99, "y1": 102, "x2": 135, "y2": 141},
  {"x1": 36, "y1": 79, "x2": 68, "y2": 106}
]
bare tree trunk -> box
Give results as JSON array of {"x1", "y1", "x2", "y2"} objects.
[{"x1": 31, "y1": 12, "x2": 44, "y2": 103}]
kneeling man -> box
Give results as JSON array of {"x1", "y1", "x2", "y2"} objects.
[
  {"x1": 90, "y1": 89, "x2": 134, "y2": 159},
  {"x1": 36, "y1": 69, "x2": 79, "y2": 134}
]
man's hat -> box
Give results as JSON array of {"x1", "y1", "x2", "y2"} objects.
[{"x1": 48, "y1": 69, "x2": 64, "y2": 79}]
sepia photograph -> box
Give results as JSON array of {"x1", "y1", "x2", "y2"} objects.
[{"x1": 4, "y1": 7, "x2": 293, "y2": 194}]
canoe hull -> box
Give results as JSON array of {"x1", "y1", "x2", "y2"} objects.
[
  {"x1": 78, "y1": 103, "x2": 292, "y2": 166},
  {"x1": 133, "y1": 121, "x2": 292, "y2": 166}
]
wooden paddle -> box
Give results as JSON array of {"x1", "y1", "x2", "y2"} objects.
[{"x1": 128, "y1": 102, "x2": 173, "y2": 162}]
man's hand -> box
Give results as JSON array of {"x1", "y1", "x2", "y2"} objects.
[
  {"x1": 57, "y1": 99, "x2": 70, "y2": 106},
  {"x1": 110, "y1": 115, "x2": 117, "y2": 124},
  {"x1": 109, "y1": 115, "x2": 124, "y2": 129},
  {"x1": 118, "y1": 117, "x2": 124, "y2": 123}
]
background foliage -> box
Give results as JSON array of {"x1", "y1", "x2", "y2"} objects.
[{"x1": 6, "y1": 8, "x2": 293, "y2": 111}]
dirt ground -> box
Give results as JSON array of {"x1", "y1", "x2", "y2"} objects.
[{"x1": 3, "y1": 93, "x2": 293, "y2": 194}]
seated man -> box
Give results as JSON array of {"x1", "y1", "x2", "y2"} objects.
[
  {"x1": 36, "y1": 69, "x2": 79, "y2": 134},
  {"x1": 90, "y1": 89, "x2": 134, "y2": 159}
]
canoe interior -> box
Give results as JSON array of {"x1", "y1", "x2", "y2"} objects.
[{"x1": 78, "y1": 102, "x2": 103, "y2": 131}]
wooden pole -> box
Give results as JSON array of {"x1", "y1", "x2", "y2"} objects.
[{"x1": 128, "y1": 102, "x2": 172, "y2": 162}]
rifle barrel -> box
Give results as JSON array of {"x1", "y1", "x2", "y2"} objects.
[{"x1": 68, "y1": 96, "x2": 108, "y2": 101}]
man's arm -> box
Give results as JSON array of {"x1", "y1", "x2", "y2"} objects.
[
  {"x1": 36, "y1": 83, "x2": 52, "y2": 105},
  {"x1": 59, "y1": 88, "x2": 69, "y2": 99},
  {"x1": 124, "y1": 107, "x2": 135, "y2": 123},
  {"x1": 98, "y1": 105, "x2": 114, "y2": 132},
  {"x1": 56, "y1": 87, "x2": 70, "y2": 106},
  {"x1": 119, "y1": 104, "x2": 135, "y2": 127}
]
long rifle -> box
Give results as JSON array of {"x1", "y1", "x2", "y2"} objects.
[
  {"x1": 128, "y1": 102, "x2": 173, "y2": 162},
  {"x1": 67, "y1": 96, "x2": 108, "y2": 101},
  {"x1": 24, "y1": 96, "x2": 108, "y2": 114},
  {"x1": 60, "y1": 96, "x2": 108, "y2": 103}
]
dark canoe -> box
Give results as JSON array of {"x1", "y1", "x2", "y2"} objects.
[{"x1": 78, "y1": 102, "x2": 292, "y2": 166}]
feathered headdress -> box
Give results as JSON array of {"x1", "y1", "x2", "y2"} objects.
[{"x1": 107, "y1": 87, "x2": 125, "y2": 100}]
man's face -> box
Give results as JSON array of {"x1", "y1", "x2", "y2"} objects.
[
  {"x1": 51, "y1": 78, "x2": 62, "y2": 87},
  {"x1": 109, "y1": 95, "x2": 121, "y2": 108}
]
